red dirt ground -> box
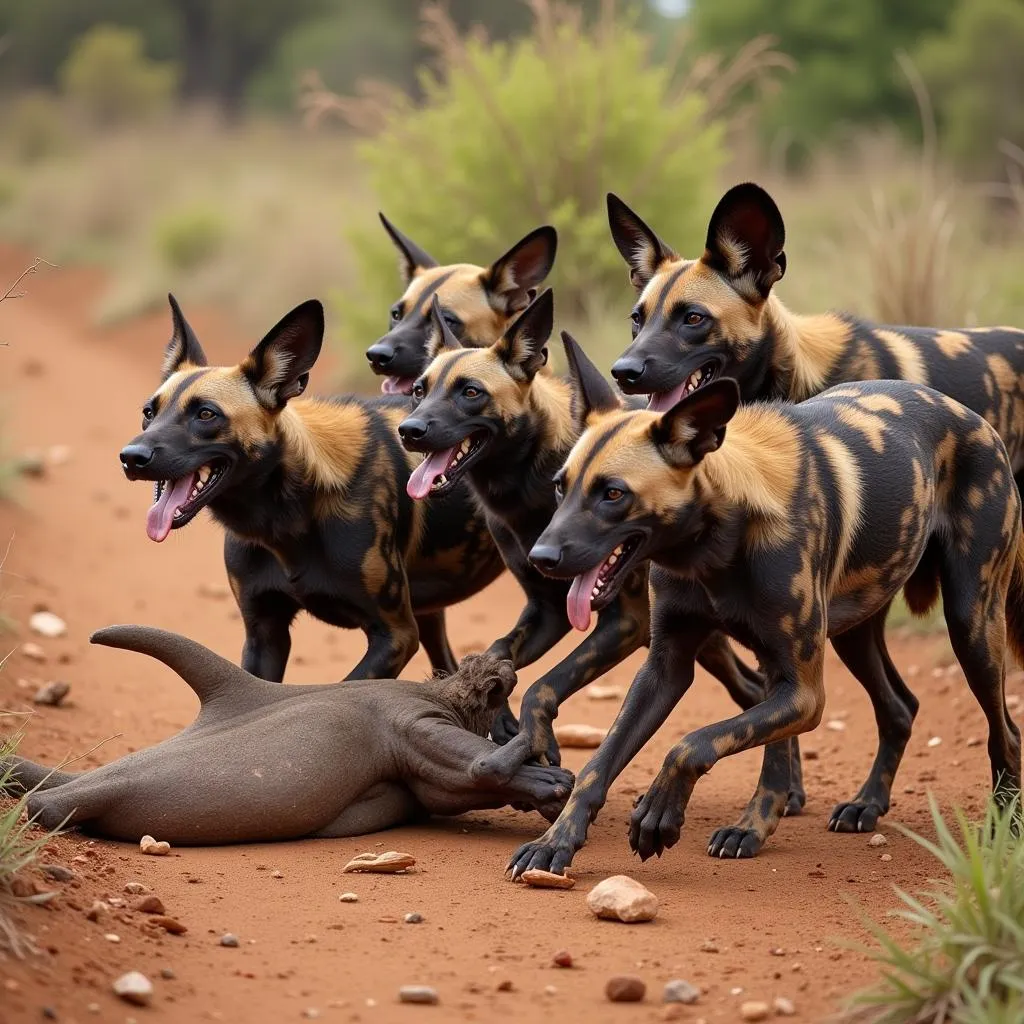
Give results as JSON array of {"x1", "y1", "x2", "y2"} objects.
[{"x1": 0, "y1": 246, "x2": 1016, "y2": 1024}]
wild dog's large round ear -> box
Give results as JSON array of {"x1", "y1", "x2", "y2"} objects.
[
  {"x1": 378, "y1": 212, "x2": 439, "y2": 285},
  {"x1": 562, "y1": 330, "x2": 620, "y2": 425},
  {"x1": 606, "y1": 193, "x2": 678, "y2": 292},
  {"x1": 161, "y1": 294, "x2": 209, "y2": 381},
  {"x1": 651, "y1": 377, "x2": 741, "y2": 468},
  {"x1": 703, "y1": 183, "x2": 786, "y2": 301},
  {"x1": 427, "y1": 295, "x2": 463, "y2": 359},
  {"x1": 483, "y1": 225, "x2": 558, "y2": 315},
  {"x1": 242, "y1": 299, "x2": 324, "y2": 410},
  {"x1": 493, "y1": 287, "x2": 554, "y2": 381}
]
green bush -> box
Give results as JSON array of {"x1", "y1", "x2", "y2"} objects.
[
  {"x1": 155, "y1": 205, "x2": 228, "y2": 271},
  {"x1": 845, "y1": 794, "x2": 1024, "y2": 1023},
  {"x1": 5, "y1": 93, "x2": 68, "y2": 164},
  {"x1": 59, "y1": 25, "x2": 178, "y2": 127},
  {"x1": 330, "y1": 1, "x2": 733, "y2": 349}
]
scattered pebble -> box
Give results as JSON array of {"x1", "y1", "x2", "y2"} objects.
[
  {"x1": 404, "y1": 912, "x2": 423, "y2": 924},
  {"x1": 87, "y1": 1003, "x2": 101, "y2": 1014},
  {"x1": 32, "y1": 681, "x2": 70, "y2": 706},
  {"x1": 112, "y1": 972, "x2": 152, "y2": 1007},
  {"x1": 543, "y1": 984, "x2": 558, "y2": 996},
  {"x1": 586, "y1": 685, "x2": 623, "y2": 701},
  {"x1": 868, "y1": 833, "x2": 888, "y2": 848},
  {"x1": 662, "y1": 1006, "x2": 685, "y2": 1022},
  {"x1": 552, "y1": 950, "x2": 573, "y2": 968},
  {"x1": 131, "y1": 895, "x2": 165, "y2": 915},
  {"x1": 198, "y1": 582, "x2": 231, "y2": 600},
  {"x1": 773, "y1": 996, "x2": 796, "y2": 1016},
  {"x1": 272, "y1": 870, "x2": 284, "y2": 878},
  {"x1": 140, "y1": 835, "x2": 171, "y2": 856},
  {"x1": 927, "y1": 736, "x2": 942, "y2": 748},
  {"x1": 825, "y1": 720, "x2": 846, "y2": 732},
  {"x1": 124, "y1": 882, "x2": 150, "y2": 895},
  {"x1": 966, "y1": 736, "x2": 982, "y2": 747},
  {"x1": 342, "y1": 851, "x2": 416, "y2": 874},
  {"x1": 160, "y1": 968, "x2": 176, "y2": 980},
  {"x1": 42, "y1": 1007, "x2": 57, "y2": 1020},
  {"x1": 29, "y1": 612, "x2": 67, "y2": 639},
  {"x1": 85, "y1": 901, "x2": 107, "y2": 922},
  {"x1": 302, "y1": 1010, "x2": 321, "y2": 1020},
  {"x1": 663, "y1": 979, "x2": 700, "y2": 1004},
  {"x1": 104, "y1": 933, "x2": 121, "y2": 943},
  {"x1": 587, "y1": 875, "x2": 658, "y2": 923},
  {"x1": 880, "y1": 853, "x2": 893, "y2": 863},
  {"x1": 605, "y1": 975, "x2": 645, "y2": 1002},
  {"x1": 20, "y1": 642, "x2": 46, "y2": 662},
  {"x1": 553, "y1": 723, "x2": 607, "y2": 748},
  {"x1": 740, "y1": 1001, "x2": 770, "y2": 1022},
  {"x1": 220, "y1": 934, "x2": 240, "y2": 947},
  {"x1": 803, "y1": 749, "x2": 819, "y2": 761},
  {"x1": 496, "y1": 980, "x2": 514, "y2": 992},
  {"x1": 47, "y1": 445, "x2": 71, "y2": 466},
  {"x1": 699, "y1": 939, "x2": 720, "y2": 953},
  {"x1": 40, "y1": 864, "x2": 75, "y2": 882},
  {"x1": 338, "y1": 892, "x2": 359, "y2": 903},
  {"x1": 398, "y1": 986, "x2": 439, "y2": 1005},
  {"x1": 147, "y1": 916, "x2": 187, "y2": 935},
  {"x1": 521, "y1": 868, "x2": 575, "y2": 890}
]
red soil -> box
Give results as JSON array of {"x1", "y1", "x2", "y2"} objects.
[{"x1": 0, "y1": 247, "x2": 1013, "y2": 1023}]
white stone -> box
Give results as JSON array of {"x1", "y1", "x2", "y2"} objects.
[{"x1": 586, "y1": 875, "x2": 658, "y2": 923}]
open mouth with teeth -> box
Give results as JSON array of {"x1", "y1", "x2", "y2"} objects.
[
  {"x1": 146, "y1": 461, "x2": 228, "y2": 543},
  {"x1": 566, "y1": 535, "x2": 642, "y2": 631},
  {"x1": 647, "y1": 361, "x2": 720, "y2": 413},
  {"x1": 380, "y1": 376, "x2": 417, "y2": 396},
  {"x1": 406, "y1": 431, "x2": 489, "y2": 500}
]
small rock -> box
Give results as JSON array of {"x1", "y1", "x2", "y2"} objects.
[
  {"x1": 112, "y1": 972, "x2": 152, "y2": 1006},
  {"x1": 42, "y1": 1007, "x2": 57, "y2": 1020},
  {"x1": 104, "y1": 933, "x2": 121, "y2": 943},
  {"x1": 521, "y1": 868, "x2": 575, "y2": 890},
  {"x1": 160, "y1": 968, "x2": 176, "y2": 980},
  {"x1": 403, "y1": 912, "x2": 423, "y2": 924},
  {"x1": 342, "y1": 851, "x2": 415, "y2": 874},
  {"x1": 198, "y1": 582, "x2": 230, "y2": 600},
  {"x1": 398, "y1": 986, "x2": 439, "y2": 1005},
  {"x1": 124, "y1": 882, "x2": 150, "y2": 895},
  {"x1": 85, "y1": 901, "x2": 107, "y2": 922},
  {"x1": 927, "y1": 736, "x2": 942, "y2": 748},
  {"x1": 803, "y1": 749, "x2": 819, "y2": 761},
  {"x1": 587, "y1": 875, "x2": 658, "y2": 923},
  {"x1": 140, "y1": 835, "x2": 171, "y2": 856},
  {"x1": 825, "y1": 719, "x2": 846, "y2": 732},
  {"x1": 21, "y1": 642, "x2": 46, "y2": 662},
  {"x1": 552, "y1": 950, "x2": 573, "y2": 968},
  {"x1": 40, "y1": 864, "x2": 76, "y2": 882},
  {"x1": 741, "y1": 1001, "x2": 771, "y2": 1022},
  {"x1": 880, "y1": 853, "x2": 893, "y2": 863},
  {"x1": 220, "y1": 934, "x2": 240, "y2": 947},
  {"x1": 699, "y1": 939, "x2": 720, "y2": 953},
  {"x1": 773, "y1": 996, "x2": 796, "y2": 1016},
  {"x1": 543, "y1": 984, "x2": 558, "y2": 996},
  {"x1": 338, "y1": 892, "x2": 359, "y2": 903},
  {"x1": 271, "y1": 870, "x2": 284, "y2": 878},
  {"x1": 147, "y1": 916, "x2": 187, "y2": 935},
  {"x1": 868, "y1": 833, "x2": 888, "y2": 848},
  {"x1": 553, "y1": 723, "x2": 607, "y2": 748},
  {"x1": 496, "y1": 979, "x2": 514, "y2": 992},
  {"x1": 302, "y1": 1010, "x2": 321, "y2": 1020},
  {"x1": 131, "y1": 895, "x2": 165, "y2": 915},
  {"x1": 662, "y1": 1006, "x2": 685, "y2": 1022},
  {"x1": 586, "y1": 685, "x2": 623, "y2": 701},
  {"x1": 29, "y1": 612, "x2": 67, "y2": 639},
  {"x1": 47, "y1": 445, "x2": 71, "y2": 467},
  {"x1": 87, "y1": 1004, "x2": 101, "y2": 1014},
  {"x1": 663, "y1": 979, "x2": 700, "y2": 1004},
  {"x1": 966, "y1": 736, "x2": 982, "y2": 747},
  {"x1": 605, "y1": 975, "x2": 645, "y2": 1002},
  {"x1": 32, "y1": 681, "x2": 69, "y2": 706}
]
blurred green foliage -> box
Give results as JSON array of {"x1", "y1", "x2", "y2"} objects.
[
  {"x1": 5, "y1": 93, "x2": 68, "y2": 163},
  {"x1": 335, "y1": 2, "x2": 724, "y2": 348},
  {"x1": 155, "y1": 203, "x2": 227, "y2": 271}
]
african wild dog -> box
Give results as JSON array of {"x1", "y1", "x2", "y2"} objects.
[
  {"x1": 606, "y1": 184, "x2": 1024, "y2": 482},
  {"x1": 366, "y1": 214, "x2": 558, "y2": 395},
  {"x1": 119, "y1": 296, "x2": 504, "y2": 682},
  {"x1": 394, "y1": 291, "x2": 798, "y2": 793},
  {"x1": 508, "y1": 368, "x2": 1023, "y2": 875}
]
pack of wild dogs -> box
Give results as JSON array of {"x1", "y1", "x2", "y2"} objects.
[{"x1": 8, "y1": 184, "x2": 1024, "y2": 876}]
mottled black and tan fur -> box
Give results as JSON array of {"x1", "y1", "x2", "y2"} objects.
[
  {"x1": 509, "y1": 372, "x2": 1023, "y2": 874},
  {"x1": 366, "y1": 214, "x2": 558, "y2": 395},
  {"x1": 119, "y1": 296, "x2": 504, "y2": 682},
  {"x1": 396, "y1": 291, "x2": 787, "y2": 787}
]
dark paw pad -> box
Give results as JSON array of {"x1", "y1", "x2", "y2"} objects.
[
  {"x1": 628, "y1": 790, "x2": 684, "y2": 861},
  {"x1": 828, "y1": 801, "x2": 883, "y2": 833},
  {"x1": 706, "y1": 826, "x2": 763, "y2": 859}
]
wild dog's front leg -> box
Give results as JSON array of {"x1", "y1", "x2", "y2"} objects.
[
  {"x1": 630, "y1": 651, "x2": 826, "y2": 862},
  {"x1": 507, "y1": 620, "x2": 707, "y2": 877}
]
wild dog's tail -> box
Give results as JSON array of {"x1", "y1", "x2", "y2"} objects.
[{"x1": 1005, "y1": 531, "x2": 1024, "y2": 667}]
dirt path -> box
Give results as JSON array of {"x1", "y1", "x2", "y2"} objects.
[{"x1": 0, "y1": 247, "x2": 1014, "y2": 1024}]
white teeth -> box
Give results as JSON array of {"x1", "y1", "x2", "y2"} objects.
[
  {"x1": 198, "y1": 465, "x2": 211, "y2": 484},
  {"x1": 613, "y1": 544, "x2": 624, "y2": 556},
  {"x1": 608, "y1": 554, "x2": 618, "y2": 565},
  {"x1": 684, "y1": 368, "x2": 704, "y2": 394},
  {"x1": 460, "y1": 438, "x2": 472, "y2": 454}
]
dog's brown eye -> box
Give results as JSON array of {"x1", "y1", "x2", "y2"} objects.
[
  {"x1": 605, "y1": 487, "x2": 624, "y2": 501},
  {"x1": 390, "y1": 305, "x2": 401, "y2": 323},
  {"x1": 197, "y1": 408, "x2": 215, "y2": 421},
  {"x1": 685, "y1": 312, "x2": 705, "y2": 326},
  {"x1": 463, "y1": 385, "x2": 480, "y2": 399},
  {"x1": 412, "y1": 382, "x2": 425, "y2": 400},
  {"x1": 142, "y1": 405, "x2": 154, "y2": 421}
]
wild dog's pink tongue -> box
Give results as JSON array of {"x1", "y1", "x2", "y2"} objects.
[
  {"x1": 566, "y1": 564, "x2": 603, "y2": 632},
  {"x1": 145, "y1": 476, "x2": 194, "y2": 543},
  {"x1": 647, "y1": 381, "x2": 688, "y2": 414},
  {"x1": 381, "y1": 376, "x2": 415, "y2": 396},
  {"x1": 407, "y1": 449, "x2": 456, "y2": 500}
]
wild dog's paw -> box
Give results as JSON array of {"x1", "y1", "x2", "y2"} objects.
[
  {"x1": 706, "y1": 826, "x2": 763, "y2": 859},
  {"x1": 629, "y1": 782, "x2": 685, "y2": 861},
  {"x1": 507, "y1": 826, "x2": 581, "y2": 880},
  {"x1": 828, "y1": 800, "x2": 884, "y2": 834}
]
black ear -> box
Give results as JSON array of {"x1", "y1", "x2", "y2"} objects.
[
  {"x1": 651, "y1": 378, "x2": 740, "y2": 468},
  {"x1": 379, "y1": 212, "x2": 439, "y2": 285},
  {"x1": 426, "y1": 295, "x2": 463, "y2": 360},
  {"x1": 483, "y1": 225, "x2": 558, "y2": 315},
  {"x1": 607, "y1": 193, "x2": 678, "y2": 292},
  {"x1": 161, "y1": 294, "x2": 208, "y2": 381},
  {"x1": 703, "y1": 183, "x2": 786, "y2": 301},
  {"x1": 492, "y1": 287, "x2": 553, "y2": 381},
  {"x1": 561, "y1": 330, "x2": 620, "y2": 424},
  {"x1": 242, "y1": 300, "x2": 324, "y2": 410}
]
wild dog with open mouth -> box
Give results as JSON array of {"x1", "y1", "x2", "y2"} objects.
[
  {"x1": 119, "y1": 296, "x2": 505, "y2": 682},
  {"x1": 508, "y1": 372, "x2": 1024, "y2": 874},
  {"x1": 395, "y1": 290, "x2": 790, "y2": 787},
  {"x1": 606, "y1": 184, "x2": 1024, "y2": 480},
  {"x1": 366, "y1": 214, "x2": 558, "y2": 395}
]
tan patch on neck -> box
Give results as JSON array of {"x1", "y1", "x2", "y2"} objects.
[
  {"x1": 934, "y1": 330, "x2": 972, "y2": 358},
  {"x1": 278, "y1": 399, "x2": 367, "y2": 497},
  {"x1": 874, "y1": 329, "x2": 929, "y2": 384},
  {"x1": 768, "y1": 300, "x2": 852, "y2": 400}
]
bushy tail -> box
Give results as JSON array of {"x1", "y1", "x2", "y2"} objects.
[{"x1": 1006, "y1": 535, "x2": 1024, "y2": 668}]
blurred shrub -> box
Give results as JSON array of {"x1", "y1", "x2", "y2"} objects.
[
  {"x1": 308, "y1": 1, "x2": 786, "y2": 349},
  {"x1": 155, "y1": 205, "x2": 227, "y2": 271},
  {"x1": 5, "y1": 93, "x2": 68, "y2": 163},
  {"x1": 59, "y1": 25, "x2": 178, "y2": 126},
  {"x1": 916, "y1": 0, "x2": 1024, "y2": 178}
]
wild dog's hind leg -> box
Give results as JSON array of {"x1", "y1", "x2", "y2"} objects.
[
  {"x1": 415, "y1": 610, "x2": 458, "y2": 675},
  {"x1": 828, "y1": 609, "x2": 919, "y2": 833}
]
